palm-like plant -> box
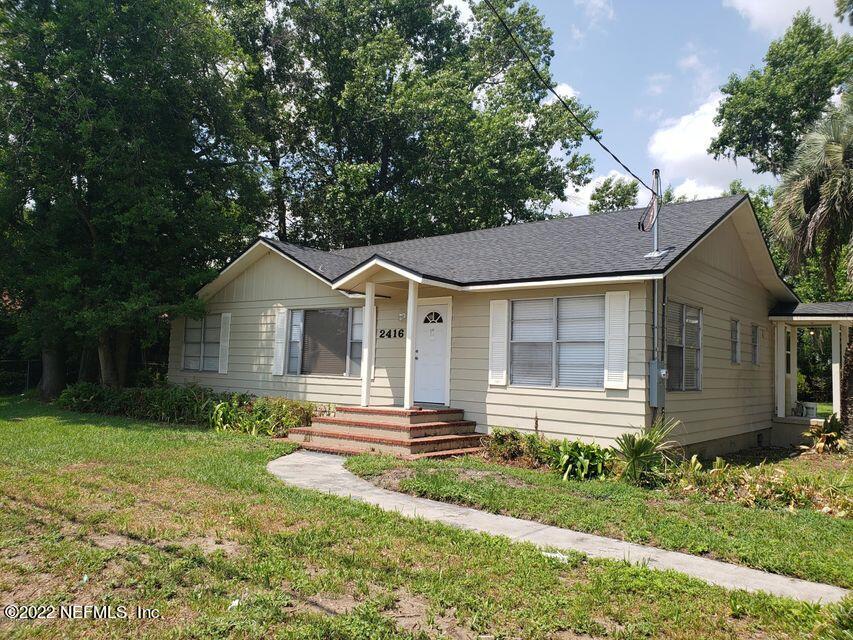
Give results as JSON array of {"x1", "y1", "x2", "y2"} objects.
[
  {"x1": 772, "y1": 93, "x2": 853, "y2": 291},
  {"x1": 613, "y1": 417, "x2": 681, "y2": 486}
]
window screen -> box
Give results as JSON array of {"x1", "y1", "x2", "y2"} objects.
[
  {"x1": 183, "y1": 315, "x2": 220, "y2": 371},
  {"x1": 287, "y1": 307, "x2": 362, "y2": 376},
  {"x1": 301, "y1": 309, "x2": 349, "y2": 375},
  {"x1": 666, "y1": 301, "x2": 701, "y2": 391}
]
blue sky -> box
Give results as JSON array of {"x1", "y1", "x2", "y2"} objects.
[{"x1": 455, "y1": 0, "x2": 850, "y2": 214}]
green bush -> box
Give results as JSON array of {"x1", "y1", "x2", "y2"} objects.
[
  {"x1": 57, "y1": 382, "x2": 315, "y2": 436},
  {"x1": 553, "y1": 439, "x2": 614, "y2": 481},
  {"x1": 212, "y1": 396, "x2": 315, "y2": 436}
]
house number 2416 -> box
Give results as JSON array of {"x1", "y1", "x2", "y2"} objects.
[{"x1": 378, "y1": 329, "x2": 404, "y2": 339}]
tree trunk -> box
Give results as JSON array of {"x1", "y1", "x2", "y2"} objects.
[
  {"x1": 78, "y1": 346, "x2": 99, "y2": 383},
  {"x1": 115, "y1": 330, "x2": 132, "y2": 388},
  {"x1": 98, "y1": 330, "x2": 119, "y2": 388},
  {"x1": 41, "y1": 344, "x2": 66, "y2": 399}
]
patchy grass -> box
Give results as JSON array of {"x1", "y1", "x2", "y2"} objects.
[
  {"x1": 346, "y1": 451, "x2": 853, "y2": 589},
  {"x1": 0, "y1": 397, "x2": 847, "y2": 639}
]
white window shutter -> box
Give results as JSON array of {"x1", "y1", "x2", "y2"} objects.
[
  {"x1": 272, "y1": 309, "x2": 288, "y2": 375},
  {"x1": 604, "y1": 291, "x2": 629, "y2": 389},
  {"x1": 488, "y1": 300, "x2": 509, "y2": 386},
  {"x1": 218, "y1": 313, "x2": 232, "y2": 374}
]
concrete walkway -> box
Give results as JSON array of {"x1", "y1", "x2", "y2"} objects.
[{"x1": 267, "y1": 450, "x2": 848, "y2": 604}]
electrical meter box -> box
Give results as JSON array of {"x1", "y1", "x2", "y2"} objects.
[{"x1": 649, "y1": 360, "x2": 667, "y2": 408}]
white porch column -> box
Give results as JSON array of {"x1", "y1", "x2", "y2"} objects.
[
  {"x1": 831, "y1": 322, "x2": 841, "y2": 416},
  {"x1": 788, "y1": 327, "x2": 798, "y2": 407},
  {"x1": 360, "y1": 281, "x2": 376, "y2": 407},
  {"x1": 775, "y1": 322, "x2": 787, "y2": 418},
  {"x1": 403, "y1": 280, "x2": 419, "y2": 409}
]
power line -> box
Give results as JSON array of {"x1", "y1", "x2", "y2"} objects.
[{"x1": 481, "y1": 0, "x2": 655, "y2": 195}]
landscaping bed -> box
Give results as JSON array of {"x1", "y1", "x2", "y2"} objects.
[{"x1": 1, "y1": 396, "x2": 850, "y2": 639}]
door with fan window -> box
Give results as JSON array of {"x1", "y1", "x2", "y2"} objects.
[{"x1": 414, "y1": 305, "x2": 448, "y2": 404}]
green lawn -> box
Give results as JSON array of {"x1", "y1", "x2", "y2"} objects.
[
  {"x1": 345, "y1": 451, "x2": 853, "y2": 589},
  {"x1": 0, "y1": 397, "x2": 847, "y2": 639}
]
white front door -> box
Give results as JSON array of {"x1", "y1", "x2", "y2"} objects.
[{"x1": 414, "y1": 304, "x2": 448, "y2": 404}]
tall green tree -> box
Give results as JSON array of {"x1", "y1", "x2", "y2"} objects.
[
  {"x1": 837, "y1": 0, "x2": 852, "y2": 24},
  {"x1": 772, "y1": 93, "x2": 853, "y2": 295},
  {"x1": 227, "y1": 0, "x2": 597, "y2": 247},
  {"x1": 0, "y1": 0, "x2": 264, "y2": 393},
  {"x1": 588, "y1": 176, "x2": 638, "y2": 213},
  {"x1": 709, "y1": 11, "x2": 852, "y2": 176}
]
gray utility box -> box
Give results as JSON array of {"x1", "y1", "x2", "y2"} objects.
[{"x1": 648, "y1": 360, "x2": 667, "y2": 408}]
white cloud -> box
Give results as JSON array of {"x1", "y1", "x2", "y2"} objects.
[
  {"x1": 633, "y1": 106, "x2": 665, "y2": 122},
  {"x1": 677, "y1": 47, "x2": 718, "y2": 99},
  {"x1": 647, "y1": 92, "x2": 771, "y2": 194},
  {"x1": 543, "y1": 82, "x2": 579, "y2": 104},
  {"x1": 552, "y1": 169, "x2": 640, "y2": 217},
  {"x1": 671, "y1": 179, "x2": 725, "y2": 200},
  {"x1": 574, "y1": 0, "x2": 615, "y2": 24},
  {"x1": 722, "y1": 0, "x2": 849, "y2": 34},
  {"x1": 646, "y1": 73, "x2": 671, "y2": 96},
  {"x1": 569, "y1": 24, "x2": 585, "y2": 43}
]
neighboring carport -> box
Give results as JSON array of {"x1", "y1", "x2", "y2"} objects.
[{"x1": 769, "y1": 302, "x2": 853, "y2": 419}]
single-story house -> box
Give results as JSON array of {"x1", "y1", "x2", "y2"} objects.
[{"x1": 168, "y1": 194, "x2": 853, "y2": 457}]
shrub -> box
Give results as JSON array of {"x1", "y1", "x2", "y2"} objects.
[
  {"x1": 485, "y1": 428, "x2": 525, "y2": 461},
  {"x1": 613, "y1": 417, "x2": 680, "y2": 486},
  {"x1": 554, "y1": 440, "x2": 614, "y2": 481},
  {"x1": 802, "y1": 414, "x2": 848, "y2": 454},
  {"x1": 57, "y1": 382, "x2": 316, "y2": 436}
]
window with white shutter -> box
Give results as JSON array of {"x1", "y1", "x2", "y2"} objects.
[
  {"x1": 283, "y1": 307, "x2": 365, "y2": 376},
  {"x1": 488, "y1": 300, "x2": 509, "y2": 385}
]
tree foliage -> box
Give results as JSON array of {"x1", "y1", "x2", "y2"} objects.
[
  {"x1": 772, "y1": 93, "x2": 853, "y2": 294},
  {"x1": 228, "y1": 0, "x2": 597, "y2": 247},
  {"x1": 0, "y1": 0, "x2": 264, "y2": 388},
  {"x1": 588, "y1": 176, "x2": 638, "y2": 213},
  {"x1": 709, "y1": 11, "x2": 852, "y2": 176}
]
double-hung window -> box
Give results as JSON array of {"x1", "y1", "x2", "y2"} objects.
[
  {"x1": 666, "y1": 301, "x2": 701, "y2": 391},
  {"x1": 509, "y1": 296, "x2": 605, "y2": 389},
  {"x1": 183, "y1": 314, "x2": 221, "y2": 371},
  {"x1": 286, "y1": 307, "x2": 363, "y2": 376},
  {"x1": 730, "y1": 319, "x2": 741, "y2": 364},
  {"x1": 750, "y1": 324, "x2": 760, "y2": 365}
]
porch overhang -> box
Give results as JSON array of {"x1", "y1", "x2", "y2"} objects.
[{"x1": 770, "y1": 302, "x2": 853, "y2": 420}]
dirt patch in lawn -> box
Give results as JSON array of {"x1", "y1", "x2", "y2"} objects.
[
  {"x1": 297, "y1": 592, "x2": 361, "y2": 616},
  {"x1": 177, "y1": 536, "x2": 245, "y2": 558},
  {"x1": 387, "y1": 589, "x2": 476, "y2": 640},
  {"x1": 373, "y1": 467, "x2": 532, "y2": 493}
]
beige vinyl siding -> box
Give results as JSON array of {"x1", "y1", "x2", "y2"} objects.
[
  {"x1": 664, "y1": 217, "x2": 776, "y2": 444},
  {"x1": 168, "y1": 250, "x2": 405, "y2": 405},
  {"x1": 432, "y1": 282, "x2": 649, "y2": 445}
]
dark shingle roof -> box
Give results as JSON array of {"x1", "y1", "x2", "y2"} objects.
[
  {"x1": 770, "y1": 302, "x2": 853, "y2": 317},
  {"x1": 263, "y1": 195, "x2": 749, "y2": 286}
]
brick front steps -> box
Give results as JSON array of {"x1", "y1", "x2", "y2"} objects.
[{"x1": 287, "y1": 406, "x2": 483, "y2": 459}]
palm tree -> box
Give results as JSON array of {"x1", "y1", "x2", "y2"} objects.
[{"x1": 772, "y1": 93, "x2": 853, "y2": 292}]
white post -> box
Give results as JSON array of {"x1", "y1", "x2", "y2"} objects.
[
  {"x1": 360, "y1": 281, "x2": 376, "y2": 407},
  {"x1": 775, "y1": 322, "x2": 786, "y2": 418},
  {"x1": 788, "y1": 327, "x2": 798, "y2": 407},
  {"x1": 403, "y1": 280, "x2": 419, "y2": 409},
  {"x1": 831, "y1": 322, "x2": 841, "y2": 417}
]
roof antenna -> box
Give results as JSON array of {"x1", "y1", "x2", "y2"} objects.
[{"x1": 642, "y1": 168, "x2": 667, "y2": 259}]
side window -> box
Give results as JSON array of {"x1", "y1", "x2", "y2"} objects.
[
  {"x1": 730, "y1": 319, "x2": 741, "y2": 364},
  {"x1": 666, "y1": 301, "x2": 701, "y2": 391}
]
